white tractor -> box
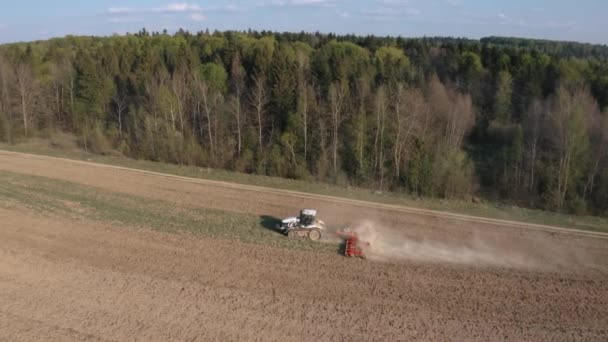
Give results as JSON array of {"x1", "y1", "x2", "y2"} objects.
[{"x1": 278, "y1": 209, "x2": 325, "y2": 241}]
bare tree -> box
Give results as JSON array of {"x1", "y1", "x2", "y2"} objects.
[
  {"x1": 547, "y1": 86, "x2": 592, "y2": 209},
  {"x1": 49, "y1": 62, "x2": 65, "y2": 130},
  {"x1": 112, "y1": 90, "x2": 127, "y2": 139},
  {"x1": 312, "y1": 88, "x2": 330, "y2": 179},
  {"x1": 145, "y1": 69, "x2": 169, "y2": 120},
  {"x1": 583, "y1": 103, "x2": 606, "y2": 200},
  {"x1": 249, "y1": 73, "x2": 269, "y2": 151},
  {"x1": 393, "y1": 86, "x2": 428, "y2": 178},
  {"x1": 427, "y1": 74, "x2": 450, "y2": 145},
  {"x1": 48, "y1": 57, "x2": 73, "y2": 130},
  {"x1": 445, "y1": 91, "x2": 474, "y2": 148},
  {"x1": 15, "y1": 63, "x2": 36, "y2": 137},
  {"x1": 296, "y1": 49, "x2": 312, "y2": 162},
  {"x1": 191, "y1": 73, "x2": 203, "y2": 141},
  {"x1": 329, "y1": 80, "x2": 348, "y2": 174},
  {"x1": 524, "y1": 99, "x2": 545, "y2": 192},
  {"x1": 353, "y1": 77, "x2": 371, "y2": 173},
  {"x1": 0, "y1": 56, "x2": 14, "y2": 142},
  {"x1": 196, "y1": 71, "x2": 225, "y2": 159},
  {"x1": 374, "y1": 86, "x2": 388, "y2": 188},
  {"x1": 297, "y1": 51, "x2": 308, "y2": 163},
  {"x1": 68, "y1": 66, "x2": 75, "y2": 115},
  {"x1": 171, "y1": 67, "x2": 188, "y2": 133},
  {"x1": 231, "y1": 53, "x2": 245, "y2": 155},
  {"x1": 144, "y1": 69, "x2": 170, "y2": 160},
  {"x1": 297, "y1": 79, "x2": 310, "y2": 161},
  {"x1": 427, "y1": 75, "x2": 474, "y2": 148},
  {"x1": 280, "y1": 132, "x2": 298, "y2": 169}
]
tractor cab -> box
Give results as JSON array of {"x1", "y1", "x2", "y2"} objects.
[{"x1": 299, "y1": 209, "x2": 317, "y2": 227}]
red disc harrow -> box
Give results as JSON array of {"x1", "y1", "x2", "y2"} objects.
[{"x1": 337, "y1": 231, "x2": 369, "y2": 259}]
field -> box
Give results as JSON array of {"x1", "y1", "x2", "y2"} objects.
[
  {"x1": 3, "y1": 137, "x2": 608, "y2": 233},
  {"x1": 1, "y1": 150, "x2": 608, "y2": 341}
]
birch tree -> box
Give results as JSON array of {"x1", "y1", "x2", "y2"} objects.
[
  {"x1": 230, "y1": 53, "x2": 245, "y2": 155},
  {"x1": 374, "y1": 86, "x2": 388, "y2": 188},
  {"x1": 329, "y1": 80, "x2": 348, "y2": 174},
  {"x1": 15, "y1": 63, "x2": 35, "y2": 137},
  {"x1": 250, "y1": 73, "x2": 269, "y2": 151},
  {"x1": 547, "y1": 86, "x2": 591, "y2": 209}
]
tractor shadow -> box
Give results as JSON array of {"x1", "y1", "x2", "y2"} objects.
[{"x1": 259, "y1": 215, "x2": 285, "y2": 236}]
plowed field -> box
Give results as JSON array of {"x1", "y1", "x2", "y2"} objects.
[{"x1": 1, "y1": 151, "x2": 607, "y2": 341}]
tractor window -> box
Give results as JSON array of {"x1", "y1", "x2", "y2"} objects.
[{"x1": 301, "y1": 214, "x2": 313, "y2": 226}]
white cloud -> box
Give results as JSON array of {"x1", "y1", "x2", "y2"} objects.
[
  {"x1": 107, "y1": 3, "x2": 205, "y2": 15},
  {"x1": 338, "y1": 11, "x2": 351, "y2": 19},
  {"x1": 223, "y1": 4, "x2": 246, "y2": 12},
  {"x1": 291, "y1": 0, "x2": 331, "y2": 4},
  {"x1": 443, "y1": 0, "x2": 461, "y2": 7},
  {"x1": 545, "y1": 20, "x2": 577, "y2": 30},
  {"x1": 154, "y1": 3, "x2": 201, "y2": 13},
  {"x1": 361, "y1": 8, "x2": 394, "y2": 16},
  {"x1": 106, "y1": 2, "x2": 247, "y2": 18},
  {"x1": 108, "y1": 16, "x2": 144, "y2": 23},
  {"x1": 106, "y1": 2, "x2": 219, "y2": 24},
  {"x1": 258, "y1": 0, "x2": 342, "y2": 8},
  {"x1": 407, "y1": 8, "x2": 421, "y2": 16},
  {"x1": 108, "y1": 7, "x2": 134, "y2": 14},
  {"x1": 205, "y1": 4, "x2": 247, "y2": 12},
  {"x1": 189, "y1": 12, "x2": 206, "y2": 21},
  {"x1": 361, "y1": 7, "x2": 421, "y2": 17},
  {"x1": 366, "y1": 15, "x2": 399, "y2": 22},
  {"x1": 377, "y1": 0, "x2": 410, "y2": 5},
  {"x1": 498, "y1": 13, "x2": 507, "y2": 19}
]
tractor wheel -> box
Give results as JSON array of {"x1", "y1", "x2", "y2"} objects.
[
  {"x1": 308, "y1": 229, "x2": 321, "y2": 241},
  {"x1": 287, "y1": 230, "x2": 298, "y2": 239}
]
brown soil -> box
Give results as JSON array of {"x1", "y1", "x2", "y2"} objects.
[{"x1": 1, "y1": 151, "x2": 608, "y2": 341}]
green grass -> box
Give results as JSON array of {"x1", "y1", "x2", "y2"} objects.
[
  {"x1": 1, "y1": 136, "x2": 608, "y2": 233},
  {"x1": 0, "y1": 170, "x2": 338, "y2": 253}
]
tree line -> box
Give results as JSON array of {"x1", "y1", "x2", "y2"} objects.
[{"x1": 0, "y1": 30, "x2": 607, "y2": 215}]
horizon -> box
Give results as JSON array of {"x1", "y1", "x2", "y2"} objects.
[
  {"x1": 4, "y1": 30, "x2": 608, "y2": 48},
  {"x1": 0, "y1": 1, "x2": 606, "y2": 45}
]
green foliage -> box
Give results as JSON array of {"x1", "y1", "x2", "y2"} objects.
[
  {"x1": 459, "y1": 51, "x2": 483, "y2": 90},
  {"x1": 77, "y1": 121, "x2": 111, "y2": 154},
  {"x1": 271, "y1": 44, "x2": 298, "y2": 127},
  {"x1": 406, "y1": 141, "x2": 433, "y2": 196},
  {"x1": 74, "y1": 51, "x2": 115, "y2": 119},
  {"x1": 374, "y1": 46, "x2": 410, "y2": 84},
  {"x1": 432, "y1": 148, "x2": 475, "y2": 199},
  {"x1": 494, "y1": 71, "x2": 513, "y2": 123},
  {"x1": 0, "y1": 31, "x2": 607, "y2": 215},
  {"x1": 313, "y1": 40, "x2": 370, "y2": 88},
  {"x1": 200, "y1": 62, "x2": 228, "y2": 93},
  {"x1": 0, "y1": 112, "x2": 8, "y2": 143},
  {"x1": 481, "y1": 36, "x2": 608, "y2": 59}
]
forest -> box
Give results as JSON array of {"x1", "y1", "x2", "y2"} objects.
[{"x1": 0, "y1": 30, "x2": 607, "y2": 215}]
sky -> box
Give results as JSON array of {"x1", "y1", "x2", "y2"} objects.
[{"x1": 0, "y1": 0, "x2": 606, "y2": 45}]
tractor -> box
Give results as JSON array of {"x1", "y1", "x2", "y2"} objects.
[{"x1": 278, "y1": 209, "x2": 325, "y2": 241}]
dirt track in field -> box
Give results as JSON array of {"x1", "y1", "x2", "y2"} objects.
[{"x1": 1, "y1": 151, "x2": 608, "y2": 341}]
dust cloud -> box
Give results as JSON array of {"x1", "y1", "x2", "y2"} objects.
[{"x1": 349, "y1": 221, "x2": 539, "y2": 269}]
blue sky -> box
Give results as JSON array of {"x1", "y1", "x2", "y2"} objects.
[{"x1": 0, "y1": 0, "x2": 606, "y2": 44}]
